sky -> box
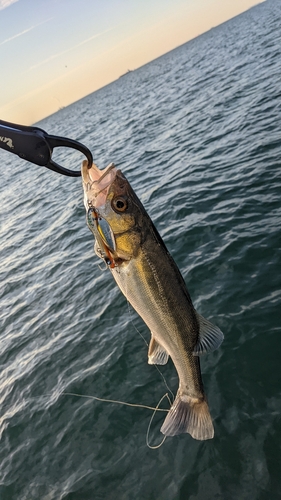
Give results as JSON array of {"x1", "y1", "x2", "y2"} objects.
[{"x1": 0, "y1": 0, "x2": 265, "y2": 125}]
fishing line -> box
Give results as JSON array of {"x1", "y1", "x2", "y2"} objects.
[
  {"x1": 64, "y1": 268, "x2": 174, "y2": 447},
  {"x1": 126, "y1": 299, "x2": 149, "y2": 347},
  {"x1": 126, "y1": 298, "x2": 175, "y2": 402},
  {"x1": 62, "y1": 391, "x2": 171, "y2": 449},
  {"x1": 146, "y1": 392, "x2": 173, "y2": 449},
  {"x1": 62, "y1": 392, "x2": 169, "y2": 413}
]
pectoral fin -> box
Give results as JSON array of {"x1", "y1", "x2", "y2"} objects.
[
  {"x1": 193, "y1": 312, "x2": 224, "y2": 356},
  {"x1": 148, "y1": 336, "x2": 169, "y2": 365}
]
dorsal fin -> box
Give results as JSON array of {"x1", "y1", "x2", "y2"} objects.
[
  {"x1": 148, "y1": 336, "x2": 169, "y2": 365},
  {"x1": 193, "y1": 312, "x2": 224, "y2": 355}
]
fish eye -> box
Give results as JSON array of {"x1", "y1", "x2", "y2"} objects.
[{"x1": 112, "y1": 196, "x2": 128, "y2": 212}]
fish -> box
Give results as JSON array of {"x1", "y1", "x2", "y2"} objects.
[{"x1": 81, "y1": 160, "x2": 223, "y2": 440}]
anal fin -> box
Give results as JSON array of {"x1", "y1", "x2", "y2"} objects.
[{"x1": 148, "y1": 336, "x2": 169, "y2": 365}]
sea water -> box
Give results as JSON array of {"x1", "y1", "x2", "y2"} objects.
[{"x1": 0, "y1": 1, "x2": 280, "y2": 498}]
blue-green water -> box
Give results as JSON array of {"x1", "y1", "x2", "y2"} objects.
[{"x1": 1, "y1": 1, "x2": 281, "y2": 498}]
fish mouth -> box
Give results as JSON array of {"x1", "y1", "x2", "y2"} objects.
[
  {"x1": 82, "y1": 160, "x2": 128, "y2": 268},
  {"x1": 81, "y1": 160, "x2": 117, "y2": 209},
  {"x1": 82, "y1": 160, "x2": 118, "y2": 267}
]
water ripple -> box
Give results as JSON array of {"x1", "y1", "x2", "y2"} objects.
[{"x1": 0, "y1": 1, "x2": 281, "y2": 498}]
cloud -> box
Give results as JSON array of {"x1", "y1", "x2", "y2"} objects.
[
  {"x1": 0, "y1": 17, "x2": 53, "y2": 46},
  {"x1": 25, "y1": 28, "x2": 114, "y2": 72},
  {"x1": 0, "y1": 26, "x2": 34, "y2": 46},
  {"x1": 0, "y1": 0, "x2": 19, "y2": 10},
  {"x1": 1, "y1": 32, "x2": 116, "y2": 113}
]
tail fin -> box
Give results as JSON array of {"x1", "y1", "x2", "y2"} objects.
[{"x1": 160, "y1": 392, "x2": 214, "y2": 440}]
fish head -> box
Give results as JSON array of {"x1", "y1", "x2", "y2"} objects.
[{"x1": 82, "y1": 160, "x2": 142, "y2": 266}]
